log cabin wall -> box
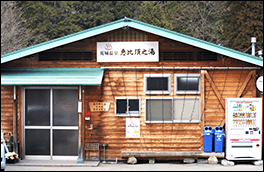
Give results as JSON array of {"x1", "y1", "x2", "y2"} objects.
[
  {"x1": 1, "y1": 86, "x2": 23, "y2": 156},
  {"x1": 1, "y1": 28, "x2": 262, "y2": 160},
  {"x1": 82, "y1": 69, "x2": 257, "y2": 160},
  {"x1": 1, "y1": 86, "x2": 14, "y2": 141}
]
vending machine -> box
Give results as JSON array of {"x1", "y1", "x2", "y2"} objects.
[{"x1": 225, "y1": 98, "x2": 262, "y2": 160}]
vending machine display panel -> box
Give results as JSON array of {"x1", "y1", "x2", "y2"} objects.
[{"x1": 225, "y1": 98, "x2": 262, "y2": 160}]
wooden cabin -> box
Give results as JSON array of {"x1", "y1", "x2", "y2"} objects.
[{"x1": 1, "y1": 18, "x2": 263, "y2": 162}]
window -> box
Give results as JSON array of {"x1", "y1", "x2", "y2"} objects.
[
  {"x1": 174, "y1": 74, "x2": 200, "y2": 94},
  {"x1": 115, "y1": 97, "x2": 140, "y2": 116},
  {"x1": 144, "y1": 74, "x2": 171, "y2": 94},
  {"x1": 145, "y1": 98, "x2": 172, "y2": 122},
  {"x1": 145, "y1": 97, "x2": 200, "y2": 123},
  {"x1": 173, "y1": 97, "x2": 200, "y2": 123}
]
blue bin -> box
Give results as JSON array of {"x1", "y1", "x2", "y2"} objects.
[
  {"x1": 214, "y1": 126, "x2": 224, "y2": 153},
  {"x1": 203, "y1": 126, "x2": 213, "y2": 152}
]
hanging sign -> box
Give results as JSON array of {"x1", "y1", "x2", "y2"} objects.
[
  {"x1": 126, "y1": 118, "x2": 140, "y2": 138},
  {"x1": 89, "y1": 102, "x2": 110, "y2": 111},
  {"x1": 97, "y1": 42, "x2": 159, "y2": 62}
]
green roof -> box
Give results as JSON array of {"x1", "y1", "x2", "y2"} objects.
[
  {"x1": 1, "y1": 17, "x2": 263, "y2": 67},
  {"x1": 1, "y1": 68, "x2": 104, "y2": 85}
]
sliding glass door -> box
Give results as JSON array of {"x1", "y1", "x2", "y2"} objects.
[{"x1": 23, "y1": 87, "x2": 78, "y2": 160}]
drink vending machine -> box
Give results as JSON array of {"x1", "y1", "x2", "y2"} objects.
[{"x1": 225, "y1": 98, "x2": 262, "y2": 160}]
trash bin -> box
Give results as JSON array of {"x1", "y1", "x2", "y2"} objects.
[
  {"x1": 214, "y1": 126, "x2": 224, "y2": 153},
  {"x1": 203, "y1": 126, "x2": 213, "y2": 152}
]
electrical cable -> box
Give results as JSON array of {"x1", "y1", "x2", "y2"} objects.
[
  {"x1": 208, "y1": 67, "x2": 229, "y2": 126},
  {"x1": 189, "y1": 69, "x2": 201, "y2": 122},
  {"x1": 175, "y1": 67, "x2": 190, "y2": 151},
  {"x1": 134, "y1": 66, "x2": 147, "y2": 151},
  {"x1": 217, "y1": 67, "x2": 244, "y2": 128},
  {"x1": 148, "y1": 66, "x2": 153, "y2": 151},
  {"x1": 161, "y1": 66, "x2": 165, "y2": 151},
  {"x1": 186, "y1": 68, "x2": 203, "y2": 151},
  {"x1": 171, "y1": 66, "x2": 175, "y2": 151}
]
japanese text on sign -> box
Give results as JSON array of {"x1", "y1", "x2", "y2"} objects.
[
  {"x1": 126, "y1": 118, "x2": 140, "y2": 138},
  {"x1": 97, "y1": 42, "x2": 159, "y2": 62}
]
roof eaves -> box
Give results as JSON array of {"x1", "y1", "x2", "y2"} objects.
[
  {"x1": 126, "y1": 18, "x2": 263, "y2": 67},
  {"x1": 1, "y1": 17, "x2": 263, "y2": 67},
  {"x1": 1, "y1": 18, "x2": 126, "y2": 64}
]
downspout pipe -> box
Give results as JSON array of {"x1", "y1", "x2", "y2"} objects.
[
  {"x1": 13, "y1": 86, "x2": 18, "y2": 154},
  {"x1": 77, "y1": 85, "x2": 84, "y2": 163}
]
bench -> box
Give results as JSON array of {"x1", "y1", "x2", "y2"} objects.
[{"x1": 121, "y1": 151, "x2": 225, "y2": 164}]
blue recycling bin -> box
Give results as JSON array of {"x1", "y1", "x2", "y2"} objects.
[
  {"x1": 203, "y1": 126, "x2": 213, "y2": 152},
  {"x1": 214, "y1": 126, "x2": 224, "y2": 153}
]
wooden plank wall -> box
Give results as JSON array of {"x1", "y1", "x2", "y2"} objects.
[
  {"x1": 84, "y1": 69, "x2": 202, "y2": 160},
  {"x1": 83, "y1": 68, "x2": 255, "y2": 160},
  {"x1": 1, "y1": 28, "x2": 260, "y2": 160},
  {"x1": 1, "y1": 86, "x2": 13, "y2": 141},
  {"x1": 1, "y1": 86, "x2": 23, "y2": 155},
  {"x1": 204, "y1": 70, "x2": 255, "y2": 127}
]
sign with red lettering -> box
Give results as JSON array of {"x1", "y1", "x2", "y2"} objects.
[{"x1": 97, "y1": 42, "x2": 159, "y2": 62}]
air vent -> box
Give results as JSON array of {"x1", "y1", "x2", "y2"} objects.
[
  {"x1": 197, "y1": 52, "x2": 217, "y2": 61},
  {"x1": 161, "y1": 52, "x2": 194, "y2": 61},
  {"x1": 39, "y1": 52, "x2": 94, "y2": 61},
  {"x1": 161, "y1": 51, "x2": 217, "y2": 61}
]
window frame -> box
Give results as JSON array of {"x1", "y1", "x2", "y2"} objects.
[
  {"x1": 145, "y1": 97, "x2": 201, "y2": 123},
  {"x1": 174, "y1": 74, "x2": 201, "y2": 94},
  {"x1": 145, "y1": 97, "x2": 173, "y2": 123},
  {"x1": 173, "y1": 97, "x2": 201, "y2": 123},
  {"x1": 115, "y1": 97, "x2": 141, "y2": 117},
  {"x1": 144, "y1": 74, "x2": 171, "y2": 95}
]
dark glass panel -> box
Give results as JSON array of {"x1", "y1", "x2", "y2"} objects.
[
  {"x1": 25, "y1": 129, "x2": 50, "y2": 155},
  {"x1": 177, "y1": 77, "x2": 199, "y2": 91},
  {"x1": 53, "y1": 130, "x2": 78, "y2": 156},
  {"x1": 116, "y1": 99, "x2": 127, "y2": 114},
  {"x1": 129, "y1": 99, "x2": 139, "y2": 113},
  {"x1": 147, "y1": 77, "x2": 168, "y2": 91},
  {"x1": 53, "y1": 89, "x2": 78, "y2": 126},
  {"x1": 25, "y1": 89, "x2": 50, "y2": 126}
]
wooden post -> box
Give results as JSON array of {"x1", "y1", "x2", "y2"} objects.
[
  {"x1": 13, "y1": 86, "x2": 18, "y2": 154},
  {"x1": 82, "y1": 86, "x2": 85, "y2": 160},
  {"x1": 77, "y1": 86, "x2": 84, "y2": 163}
]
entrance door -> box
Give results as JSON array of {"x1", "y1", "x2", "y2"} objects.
[{"x1": 23, "y1": 87, "x2": 78, "y2": 160}]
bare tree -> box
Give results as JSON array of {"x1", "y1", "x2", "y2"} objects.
[
  {"x1": 1, "y1": 1, "x2": 35, "y2": 55},
  {"x1": 167, "y1": 1, "x2": 228, "y2": 45}
]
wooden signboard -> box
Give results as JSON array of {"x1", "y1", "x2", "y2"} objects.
[{"x1": 89, "y1": 102, "x2": 110, "y2": 111}]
